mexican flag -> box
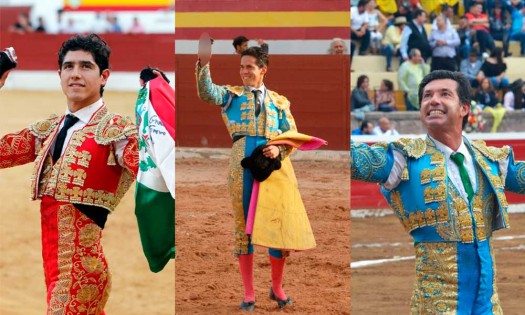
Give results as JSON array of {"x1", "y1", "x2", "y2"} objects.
[{"x1": 135, "y1": 76, "x2": 175, "y2": 272}]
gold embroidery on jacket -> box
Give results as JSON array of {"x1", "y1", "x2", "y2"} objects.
[{"x1": 424, "y1": 185, "x2": 446, "y2": 204}]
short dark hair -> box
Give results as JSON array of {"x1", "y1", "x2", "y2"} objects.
[
  {"x1": 360, "y1": 120, "x2": 372, "y2": 131},
  {"x1": 232, "y1": 35, "x2": 249, "y2": 49},
  {"x1": 418, "y1": 70, "x2": 471, "y2": 129},
  {"x1": 356, "y1": 75, "x2": 368, "y2": 89},
  {"x1": 382, "y1": 79, "x2": 394, "y2": 91},
  {"x1": 414, "y1": 9, "x2": 426, "y2": 18},
  {"x1": 358, "y1": 0, "x2": 370, "y2": 7},
  {"x1": 240, "y1": 46, "x2": 269, "y2": 68},
  {"x1": 58, "y1": 33, "x2": 111, "y2": 96}
]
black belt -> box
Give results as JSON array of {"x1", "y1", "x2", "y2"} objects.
[{"x1": 232, "y1": 135, "x2": 246, "y2": 143}]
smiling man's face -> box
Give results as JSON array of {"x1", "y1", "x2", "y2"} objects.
[
  {"x1": 419, "y1": 79, "x2": 469, "y2": 136},
  {"x1": 59, "y1": 50, "x2": 109, "y2": 112},
  {"x1": 239, "y1": 55, "x2": 266, "y2": 88}
]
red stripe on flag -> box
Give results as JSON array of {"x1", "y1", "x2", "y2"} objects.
[
  {"x1": 175, "y1": 27, "x2": 350, "y2": 40},
  {"x1": 176, "y1": 0, "x2": 349, "y2": 12},
  {"x1": 149, "y1": 77, "x2": 175, "y2": 140}
]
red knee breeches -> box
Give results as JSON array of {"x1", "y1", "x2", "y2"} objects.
[{"x1": 41, "y1": 196, "x2": 110, "y2": 315}]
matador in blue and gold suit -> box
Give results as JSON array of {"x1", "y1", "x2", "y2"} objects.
[
  {"x1": 351, "y1": 136, "x2": 525, "y2": 314},
  {"x1": 196, "y1": 61, "x2": 296, "y2": 258}
]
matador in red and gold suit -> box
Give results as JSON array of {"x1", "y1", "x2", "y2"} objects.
[{"x1": 0, "y1": 99, "x2": 138, "y2": 314}]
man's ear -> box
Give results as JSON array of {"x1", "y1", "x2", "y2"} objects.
[
  {"x1": 261, "y1": 66, "x2": 267, "y2": 75},
  {"x1": 461, "y1": 102, "x2": 470, "y2": 117},
  {"x1": 57, "y1": 69, "x2": 61, "y2": 77},
  {"x1": 100, "y1": 69, "x2": 110, "y2": 85}
]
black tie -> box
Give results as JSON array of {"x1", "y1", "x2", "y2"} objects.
[
  {"x1": 53, "y1": 114, "x2": 79, "y2": 162},
  {"x1": 253, "y1": 89, "x2": 262, "y2": 116}
]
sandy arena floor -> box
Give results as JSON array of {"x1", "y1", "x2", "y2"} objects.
[
  {"x1": 351, "y1": 211, "x2": 525, "y2": 315},
  {"x1": 175, "y1": 155, "x2": 351, "y2": 314},
  {"x1": 0, "y1": 90, "x2": 174, "y2": 315}
]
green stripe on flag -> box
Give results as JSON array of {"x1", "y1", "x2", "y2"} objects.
[{"x1": 135, "y1": 182, "x2": 175, "y2": 273}]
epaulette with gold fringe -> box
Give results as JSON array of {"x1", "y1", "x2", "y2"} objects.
[
  {"x1": 28, "y1": 114, "x2": 59, "y2": 139},
  {"x1": 471, "y1": 140, "x2": 510, "y2": 161},
  {"x1": 95, "y1": 113, "x2": 136, "y2": 146},
  {"x1": 393, "y1": 138, "x2": 426, "y2": 159},
  {"x1": 268, "y1": 90, "x2": 290, "y2": 110},
  {"x1": 225, "y1": 85, "x2": 244, "y2": 96}
]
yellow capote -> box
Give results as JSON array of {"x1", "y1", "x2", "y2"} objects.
[{"x1": 250, "y1": 132, "x2": 318, "y2": 251}]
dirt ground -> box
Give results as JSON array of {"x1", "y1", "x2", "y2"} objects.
[
  {"x1": 175, "y1": 156, "x2": 351, "y2": 314},
  {"x1": 351, "y1": 212, "x2": 525, "y2": 315},
  {"x1": 0, "y1": 91, "x2": 174, "y2": 315}
]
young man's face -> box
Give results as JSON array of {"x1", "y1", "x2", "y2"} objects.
[
  {"x1": 419, "y1": 79, "x2": 469, "y2": 135},
  {"x1": 235, "y1": 41, "x2": 248, "y2": 54},
  {"x1": 59, "y1": 50, "x2": 109, "y2": 112},
  {"x1": 240, "y1": 55, "x2": 266, "y2": 88}
]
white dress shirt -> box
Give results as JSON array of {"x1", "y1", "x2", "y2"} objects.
[{"x1": 248, "y1": 84, "x2": 267, "y2": 110}]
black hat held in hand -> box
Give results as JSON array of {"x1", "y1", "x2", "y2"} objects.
[{"x1": 241, "y1": 145, "x2": 281, "y2": 182}]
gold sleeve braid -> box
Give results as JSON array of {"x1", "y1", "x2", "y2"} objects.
[
  {"x1": 0, "y1": 128, "x2": 37, "y2": 169},
  {"x1": 122, "y1": 135, "x2": 139, "y2": 177}
]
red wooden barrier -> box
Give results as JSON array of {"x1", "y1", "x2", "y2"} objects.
[
  {"x1": 175, "y1": 54, "x2": 351, "y2": 150},
  {"x1": 0, "y1": 32, "x2": 174, "y2": 72}
]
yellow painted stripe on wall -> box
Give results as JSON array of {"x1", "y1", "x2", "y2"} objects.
[
  {"x1": 176, "y1": 12, "x2": 350, "y2": 28},
  {"x1": 65, "y1": 0, "x2": 171, "y2": 6}
]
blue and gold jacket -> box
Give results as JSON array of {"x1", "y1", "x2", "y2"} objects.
[
  {"x1": 195, "y1": 63, "x2": 297, "y2": 145},
  {"x1": 351, "y1": 137, "x2": 525, "y2": 243}
]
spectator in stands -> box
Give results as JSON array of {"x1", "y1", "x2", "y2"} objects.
[
  {"x1": 366, "y1": 0, "x2": 388, "y2": 54},
  {"x1": 382, "y1": 16, "x2": 406, "y2": 71},
  {"x1": 373, "y1": 116, "x2": 399, "y2": 135},
  {"x1": 442, "y1": 4, "x2": 457, "y2": 24},
  {"x1": 457, "y1": 16, "x2": 476, "y2": 62},
  {"x1": 9, "y1": 13, "x2": 33, "y2": 34},
  {"x1": 351, "y1": 120, "x2": 375, "y2": 135},
  {"x1": 479, "y1": 47, "x2": 510, "y2": 89},
  {"x1": 34, "y1": 16, "x2": 47, "y2": 33},
  {"x1": 394, "y1": 3, "x2": 413, "y2": 23},
  {"x1": 429, "y1": 15, "x2": 460, "y2": 71},
  {"x1": 328, "y1": 38, "x2": 347, "y2": 54},
  {"x1": 510, "y1": 5, "x2": 525, "y2": 56},
  {"x1": 351, "y1": 0, "x2": 371, "y2": 55},
  {"x1": 504, "y1": 79, "x2": 525, "y2": 110},
  {"x1": 490, "y1": 4, "x2": 512, "y2": 57},
  {"x1": 91, "y1": 12, "x2": 108, "y2": 34},
  {"x1": 60, "y1": 18, "x2": 79, "y2": 34},
  {"x1": 128, "y1": 16, "x2": 145, "y2": 34},
  {"x1": 352, "y1": 75, "x2": 375, "y2": 120},
  {"x1": 474, "y1": 77, "x2": 500, "y2": 108},
  {"x1": 233, "y1": 36, "x2": 269, "y2": 54},
  {"x1": 431, "y1": 4, "x2": 454, "y2": 30},
  {"x1": 460, "y1": 49, "x2": 483, "y2": 88},
  {"x1": 488, "y1": 0, "x2": 512, "y2": 15},
  {"x1": 400, "y1": 9, "x2": 432, "y2": 62},
  {"x1": 375, "y1": 79, "x2": 397, "y2": 111},
  {"x1": 465, "y1": 3, "x2": 495, "y2": 54},
  {"x1": 398, "y1": 48, "x2": 430, "y2": 111},
  {"x1": 107, "y1": 15, "x2": 123, "y2": 33},
  {"x1": 509, "y1": 0, "x2": 524, "y2": 11}
]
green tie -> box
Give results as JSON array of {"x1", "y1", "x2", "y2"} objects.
[{"x1": 450, "y1": 152, "x2": 474, "y2": 203}]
